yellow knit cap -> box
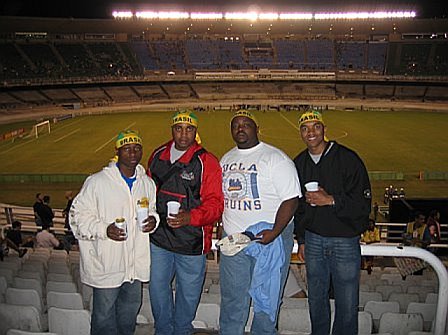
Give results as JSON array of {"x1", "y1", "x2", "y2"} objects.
[
  {"x1": 298, "y1": 111, "x2": 325, "y2": 128},
  {"x1": 172, "y1": 110, "x2": 198, "y2": 128},
  {"x1": 231, "y1": 110, "x2": 258, "y2": 127},
  {"x1": 115, "y1": 130, "x2": 142, "y2": 149}
]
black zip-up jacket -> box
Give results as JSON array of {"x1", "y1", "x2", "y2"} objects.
[
  {"x1": 293, "y1": 141, "x2": 371, "y2": 240},
  {"x1": 147, "y1": 140, "x2": 223, "y2": 255}
]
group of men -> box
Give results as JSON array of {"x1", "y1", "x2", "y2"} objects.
[{"x1": 69, "y1": 109, "x2": 371, "y2": 335}]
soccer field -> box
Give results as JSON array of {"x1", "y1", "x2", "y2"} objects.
[{"x1": 0, "y1": 108, "x2": 447, "y2": 206}]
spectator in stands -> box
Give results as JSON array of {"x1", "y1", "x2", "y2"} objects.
[
  {"x1": 426, "y1": 209, "x2": 441, "y2": 242},
  {"x1": 6, "y1": 220, "x2": 34, "y2": 248},
  {"x1": 62, "y1": 190, "x2": 76, "y2": 251},
  {"x1": 294, "y1": 111, "x2": 371, "y2": 335},
  {"x1": 404, "y1": 211, "x2": 429, "y2": 247},
  {"x1": 219, "y1": 110, "x2": 300, "y2": 335},
  {"x1": 36, "y1": 195, "x2": 54, "y2": 227},
  {"x1": 70, "y1": 130, "x2": 159, "y2": 335},
  {"x1": 35, "y1": 223, "x2": 61, "y2": 249},
  {"x1": 0, "y1": 222, "x2": 28, "y2": 260},
  {"x1": 33, "y1": 192, "x2": 44, "y2": 226},
  {"x1": 146, "y1": 110, "x2": 223, "y2": 335},
  {"x1": 361, "y1": 219, "x2": 381, "y2": 274}
]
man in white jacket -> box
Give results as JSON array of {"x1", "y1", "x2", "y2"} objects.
[{"x1": 70, "y1": 130, "x2": 159, "y2": 335}]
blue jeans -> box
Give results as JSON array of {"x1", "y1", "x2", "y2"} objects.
[
  {"x1": 91, "y1": 281, "x2": 142, "y2": 335},
  {"x1": 305, "y1": 230, "x2": 361, "y2": 335},
  {"x1": 149, "y1": 243, "x2": 206, "y2": 335},
  {"x1": 219, "y1": 223, "x2": 294, "y2": 335}
]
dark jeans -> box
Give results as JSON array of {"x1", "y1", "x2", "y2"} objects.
[{"x1": 305, "y1": 230, "x2": 361, "y2": 335}]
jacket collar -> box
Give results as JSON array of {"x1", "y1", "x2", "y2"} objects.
[{"x1": 159, "y1": 140, "x2": 203, "y2": 164}]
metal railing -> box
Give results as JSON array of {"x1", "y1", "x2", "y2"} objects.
[{"x1": 362, "y1": 244, "x2": 448, "y2": 335}]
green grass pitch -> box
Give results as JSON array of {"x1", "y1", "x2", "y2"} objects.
[{"x1": 0, "y1": 108, "x2": 447, "y2": 207}]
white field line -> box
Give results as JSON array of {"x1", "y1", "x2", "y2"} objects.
[
  {"x1": 279, "y1": 112, "x2": 300, "y2": 131},
  {"x1": 94, "y1": 122, "x2": 136, "y2": 153},
  {"x1": 1, "y1": 138, "x2": 37, "y2": 154},
  {"x1": 54, "y1": 128, "x2": 80, "y2": 143},
  {"x1": 52, "y1": 118, "x2": 85, "y2": 132}
]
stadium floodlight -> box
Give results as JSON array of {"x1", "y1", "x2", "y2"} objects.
[
  {"x1": 112, "y1": 11, "x2": 133, "y2": 19},
  {"x1": 116, "y1": 10, "x2": 417, "y2": 21},
  {"x1": 259, "y1": 13, "x2": 279, "y2": 20},
  {"x1": 191, "y1": 12, "x2": 223, "y2": 19},
  {"x1": 136, "y1": 11, "x2": 189, "y2": 19},
  {"x1": 314, "y1": 11, "x2": 416, "y2": 20},
  {"x1": 279, "y1": 13, "x2": 313, "y2": 20},
  {"x1": 225, "y1": 12, "x2": 258, "y2": 21},
  {"x1": 158, "y1": 11, "x2": 189, "y2": 19}
]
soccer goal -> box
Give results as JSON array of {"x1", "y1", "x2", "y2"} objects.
[{"x1": 32, "y1": 120, "x2": 51, "y2": 138}]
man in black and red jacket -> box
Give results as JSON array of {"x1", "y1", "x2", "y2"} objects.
[{"x1": 147, "y1": 110, "x2": 223, "y2": 335}]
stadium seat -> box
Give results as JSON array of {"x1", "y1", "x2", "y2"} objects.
[
  {"x1": 48, "y1": 307, "x2": 90, "y2": 335},
  {"x1": 282, "y1": 297, "x2": 309, "y2": 309},
  {"x1": 6, "y1": 287, "x2": 44, "y2": 314},
  {"x1": 136, "y1": 284, "x2": 154, "y2": 324},
  {"x1": 13, "y1": 277, "x2": 44, "y2": 299},
  {"x1": 406, "y1": 302, "x2": 436, "y2": 331},
  {"x1": 358, "y1": 311, "x2": 373, "y2": 334},
  {"x1": 406, "y1": 285, "x2": 436, "y2": 302},
  {"x1": 0, "y1": 275, "x2": 7, "y2": 302},
  {"x1": 46, "y1": 280, "x2": 77, "y2": 293},
  {"x1": 194, "y1": 302, "x2": 220, "y2": 330},
  {"x1": 359, "y1": 291, "x2": 382, "y2": 308},
  {"x1": 364, "y1": 300, "x2": 400, "y2": 331},
  {"x1": 47, "y1": 272, "x2": 73, "y2": 282},
  {"x1": 0, "y1": 268, "x2": 14, "y2": 284},
  {"x1": 388, "y1": 292, "x2": 420, "y2": 312},
  {"x1": 424, "y1": 292, "x2": 437, "y2": 304},
  {"x1": 47, "y1": 291, "x2": 84, "y2": 310},
  {"x1": 17, "y1": 270, "x2": 45, "y2": 283},
  {"x1": 360, "y1": 283, "x2": 371, "y2": 292},
  {"x1": 278, "y1": 307, "x2": 312, "y2": 333},
  {"x1": 375, "y1": 284, "x2": 403, "y2": 300},
  {"x1": 0, "y1": 260, "x2": 21, "y2": 274},
  {"x1": 7, "y1": 330, "x2": 57, "y2": 335},
  {"x1": 380, "y1": 273, "x2": 405, "y2": 285},
  {"x1": 378, "y1": 312, "x2": 423, "y2": 335},
  {"x1": 0, "y1": 303, "x2": 44, "y2": 333}
]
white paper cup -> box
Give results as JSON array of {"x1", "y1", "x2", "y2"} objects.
[
  {"x1": 305, "y1": 181, "x2": 319, "y2": 192},
  {"x1": 167, "y1": 201, "x2": 181, "y2": 218},
  {"x1": 305, "y1": 181, "x2": 319, "y2": 206},
  {"x1": 137, "y1": 207, "x2": 149, "y2": 229}
]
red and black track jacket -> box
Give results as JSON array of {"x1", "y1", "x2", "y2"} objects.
[{"x1": 147, "y1": 140, "x2": 223, "y2": 255}]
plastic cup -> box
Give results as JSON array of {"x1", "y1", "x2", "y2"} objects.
[
  {"x1": 115, "y1": 218, "x2": 127, "y2": 237},
  {"x1": 305, "y1": 181, "x2": 319, "y2": 206},
  {"x1": 167, "y1": 201, "x2": 181, "y2": 218},
  {"x1": 137, "y1": 207, "x2": 149, "y2": 230},
  {"x1": 305, "y1": 181, "x2": 319, "y2": 192}
]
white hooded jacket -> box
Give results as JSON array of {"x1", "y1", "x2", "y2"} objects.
[{"x1": 70, "y1": 162, "x2": 159, "y2": 288}]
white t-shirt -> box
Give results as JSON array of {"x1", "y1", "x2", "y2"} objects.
[{"x1": 221, "y1": 142, "x2": 302, "y2": 235}]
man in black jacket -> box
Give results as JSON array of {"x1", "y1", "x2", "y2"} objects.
[{"x1": 294, "y1": 111, "x2": 371, "y2": 335}]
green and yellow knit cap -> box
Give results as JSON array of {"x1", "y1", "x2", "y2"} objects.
[
  {"x1": 115, "y1": 130, "x2": 142, "y2": 149},
  {"x1": 172, "y1": 110, "x2": 198, "y2": 128},
  {"x1": 298, "y1": 111, "x2": 325, "y2": 128},
  {"x1": 231, "y1": 110, "x2": 258, "y2": 127}
]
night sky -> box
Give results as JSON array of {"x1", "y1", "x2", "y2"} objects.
[{"x1": 0, "y1": 0, "x2": 447, "y2": 19}]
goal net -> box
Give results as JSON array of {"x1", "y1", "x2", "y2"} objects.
[{"x1": 32, "y1": 120, "x2": 51, "y2": 138}]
